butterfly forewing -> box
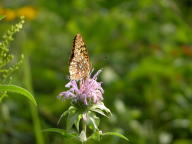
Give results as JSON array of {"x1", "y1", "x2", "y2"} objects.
[{"x1": 69, "y1": 34, "x2": 91, "y2": 80}]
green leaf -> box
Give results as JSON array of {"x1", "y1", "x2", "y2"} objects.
[
  {"x1": 0, "y1": 85, "x2": 37, "y2": 106},
  {"x1": 0, "y1": 15, "x2": 5, "y2": 20},
  {"x1": 90, "y1": 102, "x2": 112, "y2": 117},
  {"x1": 43, "y1": 128, "x2": 77, "y2": 138},
  {"x1": 102, "y1": 132, "x2": 129, "y2": 141},
  {"x1": 88, "y1": 112, "x2": 100, "y2": 130},
  {"x1": 91, "y1": 108, "x2": 109, "y2": 118},
  {"x1": 57, "y1": 106, "x2": 77, "y2": 125},
  {"x1": 68, "y1": 106, "x2": 77, "y2": 112},
  {"x1": 66, "y1": 111, "x2": 79, "y2": 130},
  {"x1": 88, "y1": 130, "x2": 102, "y2": 141},
  {"x1": 57, "y1": 110, "x2": 69, "y2": 125},
  {"x1": 89, "y1": 117, "x2": 98, "y2": 130},
  {"x1": 74, "y1": 114, "x2": 82, "y2": 132}
]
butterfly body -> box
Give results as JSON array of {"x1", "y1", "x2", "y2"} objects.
[{"x1": 69, "y1": 34, "x2": 91, "y2": 80}]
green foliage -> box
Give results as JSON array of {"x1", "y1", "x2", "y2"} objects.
[
  {"x1": 90, "y1": 102, "x2": 111, "y2": 118},
  {"x1": 0, "y1": 0, "x2": 192, "y2": 144},
  {"x1": 102, "y1": 132, "x2": 129, "y2": 141},
  {"x1": 0, "y1": 85, "x2": 37, "y2": 106},
  {"x1": 0, "y1": 16, "x2": 24, "y2": 84},
  {"x1": 45, "y1": 102, "x2": 128, "y2": 143},
  {"x1": 0, "y1": 17, "x2": 36, "y2": 107},
  {"x1": 0, "y1": 17, "x2": 25, "y2": 101},
  {"x1": 43, "y1": 128, "x2": 77, "y2": 138}
]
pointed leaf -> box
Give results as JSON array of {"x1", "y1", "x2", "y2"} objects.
[
  {"x1": 102, "y1": 132, "x2": 129, "y2": 141},
  {"x1": 88, "y1": 112, "x2": 100, "y2": 130},
  {"x1": 91, "y1": 102, "x2": 111, "y2": 116},
  {"x1": 58, "y1": 106, "x2": 77, "y2": 125},
  {"x1": 57, "y1": 110, "x2": 69, "y2": 125},
  {"x1": 89, "y1": 117, "x2": 99, "y2": 130},
  {"x1": 0, "y1": 85, "x2": 37, "y2": 106},
  {"x1": 74, "y1": 114, "x2": 82, "y2": 132},
  {"x1": 91, "y1": 109, "x2": 108, "y2": 118},
  {"x1": 68, "y1": 106, "x2": 77, "y2": 112},
  {"x1": 66, "y1": 112, "x2": 79, "y2": 130},
  {"x1": 43, "y1": 128, "x2": 77, "y2": 138}
]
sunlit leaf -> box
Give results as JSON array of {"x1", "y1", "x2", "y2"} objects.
[
  {"x1": 102, "y1": 132, "x2": 129, "y2": 141},
  {"x1": 87, "y1": 111, "x2": 100, "y2": 130},
  {"x1": 89, "y1": 117, "x2": 98, "y2": 130},
  {"x1": 90, "y1": 102, "x2": 112, "y2": 116},
  {"x1": 91, "y1": 108, "x2": 109, "y2": 118},
  {"x1": 0, "y1": 85, "x2": 37, "y2": 106}
]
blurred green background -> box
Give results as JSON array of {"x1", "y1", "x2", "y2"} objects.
[{"x1": 0, "y1": 0, "x2": 192, "y2": 144}]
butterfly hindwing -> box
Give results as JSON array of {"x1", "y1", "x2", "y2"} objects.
[{"x1": 69, "y1": 34, "x2": 91, "y2": 80}]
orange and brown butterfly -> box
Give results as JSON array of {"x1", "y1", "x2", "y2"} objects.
[{"x1": 69, "y1": 34, "x2": 91, "y2": 80}]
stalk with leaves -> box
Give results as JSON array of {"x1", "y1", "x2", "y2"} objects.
[
  {"x1": 44, "y1": 34, "x2": 128, "y2": 143},
  {"x1": 0, "y1": 16, "x2": 36, "y2": 105}
]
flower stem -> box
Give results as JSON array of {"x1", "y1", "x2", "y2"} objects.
[
  {"x1": 83, "y1": 119, "x2": 87, "y2": 134},
  {"x1": 81, "y1": 113, "x2": 87, "y2": 143}
]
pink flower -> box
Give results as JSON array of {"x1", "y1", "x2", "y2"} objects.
[{"x1": 58, "y1": 70, "x2": 104, "y2": 105}]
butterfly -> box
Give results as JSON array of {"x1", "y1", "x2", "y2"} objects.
[{"x1": 69, "y1": 34, "x2": 91, "y2": 80}]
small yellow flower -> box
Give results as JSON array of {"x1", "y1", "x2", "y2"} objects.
[
  {"x1": 0, "y1": 6, "x2": 37, "y2": 21},
  {"x1": 17, "y1": 6, "x2": 37, "y2": 20},
  {"x1": 0, "y1": 8, "x2": 16, "y2": 21}
]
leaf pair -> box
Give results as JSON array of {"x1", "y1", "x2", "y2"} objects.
[
  {"x1": 90, "y1": 102, "x2": 112, "y2": 118},
  {"x1": 43, "y1": 128, "x2": 129, "y2": 142},
  {"x1": 47, "y1": 102, "x2": 128, "y2": 143}
]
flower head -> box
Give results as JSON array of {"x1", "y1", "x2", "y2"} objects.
[{"x1": 58, "y1": 70, "x2": 104, "y2": 105}]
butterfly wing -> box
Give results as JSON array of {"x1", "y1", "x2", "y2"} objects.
[{"x1": 69, "y1": 34, "x2": 91, "y2": 80}]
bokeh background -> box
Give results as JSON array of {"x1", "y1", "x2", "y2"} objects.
[{"x1": 0, "y1": 0, "x2": 192, "y2": 144}]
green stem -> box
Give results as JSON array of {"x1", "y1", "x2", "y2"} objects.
[
  {"x1": 82, "y1": 113, "x2": 87, "y2": 143},
  {"x1": 83, "y1": 118, "x2": 87, "y2": 134},
  {"x1": 22, "y1": 43, "x2": 44, "y2": 144}
]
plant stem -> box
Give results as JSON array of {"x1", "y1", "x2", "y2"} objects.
[
  {"x1": 22, "y1": 37, "x2": 44, "y2": 144},
  {"x1": 83, "y1": 118, "x2": 87, "y2": 134},
  {"x1": 82, "y1": 113, "x2": 87, "y2": 143}
]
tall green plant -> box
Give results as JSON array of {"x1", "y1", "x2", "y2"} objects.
[
  {"x1": 0, "y1": 16, "x2": 36, "y2": 105},
  {"x1": 0, "y1": 16, "x2": 42, "y2": 144}
]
